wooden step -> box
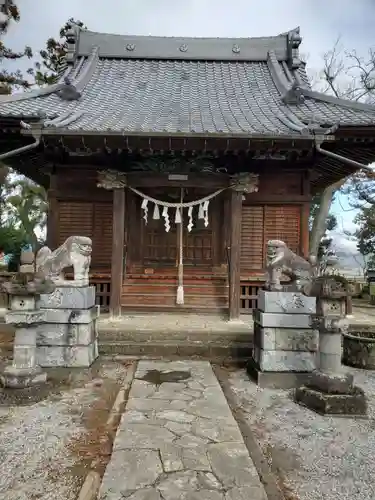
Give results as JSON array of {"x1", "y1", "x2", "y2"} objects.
[
  {"x1": 126, "y1": 274, "x2": 227, "y2": 281},
  {"x1": 121, "y1": 293, "x2": 228, "y2": 307},
  {"x1": 119, "y1": 304, "x2": 228, "y2": 314},
  {"x1": 124, "y1": 275, "x2": 228, "y2": 285},
  {"x1": 122, "y1": 283, "x2": 229, "y2": 295}
]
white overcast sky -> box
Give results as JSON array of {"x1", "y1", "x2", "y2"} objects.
[{"x1": 4, "y1": 0, "x2": 375, "y2": 265}]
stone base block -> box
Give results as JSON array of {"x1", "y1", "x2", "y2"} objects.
[
  {"x1": 253, "y1": 346, "x2": 316, "y2": 372},
  {"x1": 254, "y1": 324, "x2": 318, "y2": 351},
  {"x1": 38, "y1": 286, "x2": 96, "y2": 310},
  {"x1": 42, "y1": 306, "x2": 98, "y2": 324},
  {"x1": 308, "y1": 370, "x2": 354, "y2": 394},
  {"x1": 37, "y1": 340, "x2": 98, "y2": 368},
  {"x1": 0, "y1": 365, "x2": 47, "y2": 389},
  {"x1": 37, "y1": 321, "x2": 97, "y2": 346},
  {"x1": 253, "y1": 310, "x2": 312, "y2": 329},
  {"x1": 295, "y1": 385, "x2": 367, "y2": 416},
  {"x1": 258, "y1": 290, "x2": 316, "y2": 314},
  {"x1": 246, "y1": 357, "x2": 313, "y2": 389}
]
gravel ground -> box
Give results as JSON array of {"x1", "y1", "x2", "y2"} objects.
[
  {"x1": 228, "y1": 368, "x2": 375, "y2": 500},
  {"x1": 0, "y1": 359, "x2": 132, "y2": 500}
]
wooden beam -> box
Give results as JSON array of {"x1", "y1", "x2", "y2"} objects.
[
  {"x1": 110, "y1": 188, "x2": 126, "y2": 316},
  {"x1": 126, "y1": 172, "x2": 229, "y2": 188},
  {"x1": 229, "y1": 190, "x2": 243, "y2": 320}
]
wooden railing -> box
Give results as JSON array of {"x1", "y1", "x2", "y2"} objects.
[
  {"x1": 240, "y1": 281, "x2": 264, "y2": 314},
  {"x1": 89, "y1": 274, "x2": 111, "y2": 311}
]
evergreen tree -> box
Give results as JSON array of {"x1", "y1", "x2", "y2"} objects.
[{"x1": 0, "y1": 1, "x2": 32, "y2": 94}]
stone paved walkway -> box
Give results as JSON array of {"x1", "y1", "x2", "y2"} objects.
[{"x1": 98, "y1": 360, "x2": 267, "y2": 500}]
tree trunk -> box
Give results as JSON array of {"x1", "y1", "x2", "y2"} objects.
[{"x1": 310, "y1": 178, "x2": 348, "y2": 258}]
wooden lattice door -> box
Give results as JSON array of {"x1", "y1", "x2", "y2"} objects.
[
  {"x1": 183, "y1": 211, "x2": 213, "y2": 265},
  {"x1": 182, "y1": 188, "x2": 214, "y2": 266},
  {"x1": 140, "y1": 188, "x2": 178, "y2": 266}
]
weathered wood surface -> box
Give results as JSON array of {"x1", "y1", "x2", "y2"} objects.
[{"x1": 110, "y1": 188, "x2": 125, "y2": 316}]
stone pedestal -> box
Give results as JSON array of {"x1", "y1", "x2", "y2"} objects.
[
  {"x1": 295, "y1": 279, "x2": 367, "y2": 416},
  {"x1": 36, "y1": 286, "x2": 99, "y2": 367},
  {"x1": 247, "y1": 290, "x2": 318, "y2": 388},
  {"x1": 1, "y1": 306, "x2": 47, "y2": 388}
]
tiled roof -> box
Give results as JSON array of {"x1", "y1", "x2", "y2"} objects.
[{"x1": 1, "y1": 28, "x2": 375, "y2": 136}]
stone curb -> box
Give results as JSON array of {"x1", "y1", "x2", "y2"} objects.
[
  {"x1": 213, "y1": 366, "x2": 286, "y2": 500},
  {"x1": 75, "y1": 361, "x2": 137, "y2": 500}
]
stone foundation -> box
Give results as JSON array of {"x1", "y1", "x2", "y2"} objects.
[
  {"x1": 295, "y1": 385, "x2": 367, "y2": 416},
  {"x1": 36, "y1": 286, "x2": 99, "y2": 368},
  {"x1": 247, "y1": 290, "x2": 318, "y2": 388}
]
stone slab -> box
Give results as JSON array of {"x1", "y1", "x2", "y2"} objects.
[
  {"x1": 36, "y1": 321, "x2": 97, "y2": 346},
  {"x1": 295, "y1": 385, "x2": 367, "y2": 416},
  {"x1": 253, "y1": 309, "x2": 312, "y2": 329},
  {"x1": 246, "y1": 357, "x2": 313, "y2": 389},
  {"x1": 36, "y1": 340, "x2": 98, "y2": 367},
  {"x1": 0, "y1": 365, "x2": 47, "y2": 389},
  {"x1": 252, "y1": 346, "x2": 316, "y2": 372},
  {"x1": 38, "y1": 286, "x2": 96, "y2": 310},
  {"x1": 257, "y1": 289, "x2": 316, "y2": 314},
  {"x1": 253, "y1": 324, "x2": 318, "y2": 351},
  {"x1": 5, "y1": 310, "x2": 46, "y2": 325},
  {"x1": 98, "y1": 360, "x2": 267, "y2": 500},
  {"x1": 41, "y1": 306, "x2": 98, "y2": 324}
]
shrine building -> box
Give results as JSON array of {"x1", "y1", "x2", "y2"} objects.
[{"x1": 1, "y1": 26, "x2": 375, "y2": 319}]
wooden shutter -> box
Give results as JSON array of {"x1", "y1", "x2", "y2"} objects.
[
  {"x1": 241, "y1": 206, "x2": 264, "y2": 271},
  {"x1": 240, "y1": 204, "x2": 301, "y2": 272},
  {"x1": 57, "y1": 200, "x2": 113, "y2": 269},
  {"x1": 58, "y1": 201, "x2": 93, "y2": 245},
  {"x1": 264, "y1": 205, "x2": 301, "y2": 254},
  {"x1": 92, "y1": 202, "x2": 113, "y2": 266}
]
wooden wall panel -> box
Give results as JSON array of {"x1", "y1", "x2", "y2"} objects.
[
  {"x1": 258, "y1": 172, "x2": 303, "y2": 196},
  {"x1": 58, "y1": 202, "x2": 93, "y2": 243},
  {"x1": 264, "y1": 205, "x2": 301, "y2": 254},
  {"x1": 240, "y1": 206, "x2": 264, "y2": 270},
  {"x1": 93, "y1": 202, "x2": 113, "y2": 266},
  {"x1": 57, "y1": 200, "x2": 113, "y2": 269},
  {"x1": 240, "y1": 204, "x2": 301, "y2": 272}
]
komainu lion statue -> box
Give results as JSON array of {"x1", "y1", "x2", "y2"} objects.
[
  {"x1": 265, "y1": 240, "x2": 316, "y2": 293},
  {"x1": 35, "y1": 236, "x2": 92, "y2": 287}
]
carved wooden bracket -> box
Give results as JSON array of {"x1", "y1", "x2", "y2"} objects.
[
  {"x1": 97, "y1": 169, "x2": 127, "y2": 190},
  {"x1": 229, "y1": 173, "x2": 259, "y2": 193}
]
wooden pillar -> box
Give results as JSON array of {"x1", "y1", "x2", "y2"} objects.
[
  {"x1": 46, "y1": 174, "x2": 59, "y2": 249},
  {"x1": 110, "y1": 188, "x2": 126, "y2": 316},
  {"x1": 229, "y1": 190, "x2": 243, "y2": 321}
]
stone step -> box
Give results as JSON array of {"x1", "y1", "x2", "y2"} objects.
[
  {"x1": 98, "y1": 340, "x2": 253, "y2": 360},
  {"x1": 98, "y1": 328, "x2": 251, "y2": 343}
]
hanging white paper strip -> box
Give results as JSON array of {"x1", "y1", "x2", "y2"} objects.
[
  {"x1": 203, "y1": 200, "x2": 209, "y2": 227},
  {"x1": 175, "y1": 206, "x2": 182, "y2": 224},
  {"x1": 162, "y1": 206, "x2": 170, "y2": 232},
  {"x1": 198, "y1": 203, "x2": 204, "y2": 219},
  {"x1": 153, "y1": 203, "x2": 160, "y2": 220},
  {"x1": 187, "y1": 206, "x2": 193, "y2": 232},
  {"x1": 141, "y1": 198, "x2": 149, "y2": 224}
]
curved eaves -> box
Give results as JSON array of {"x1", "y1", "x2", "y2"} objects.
[{"x1": 0, "y1": 47, "x2": 99, "y2": 105}]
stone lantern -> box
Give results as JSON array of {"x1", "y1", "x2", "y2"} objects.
[
  {"x1": 0, "y1": 262, "x2": 55, "y2": 389},
  {"x1": 295, "y1": 274, "x2": 367, "y2": 416}
]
